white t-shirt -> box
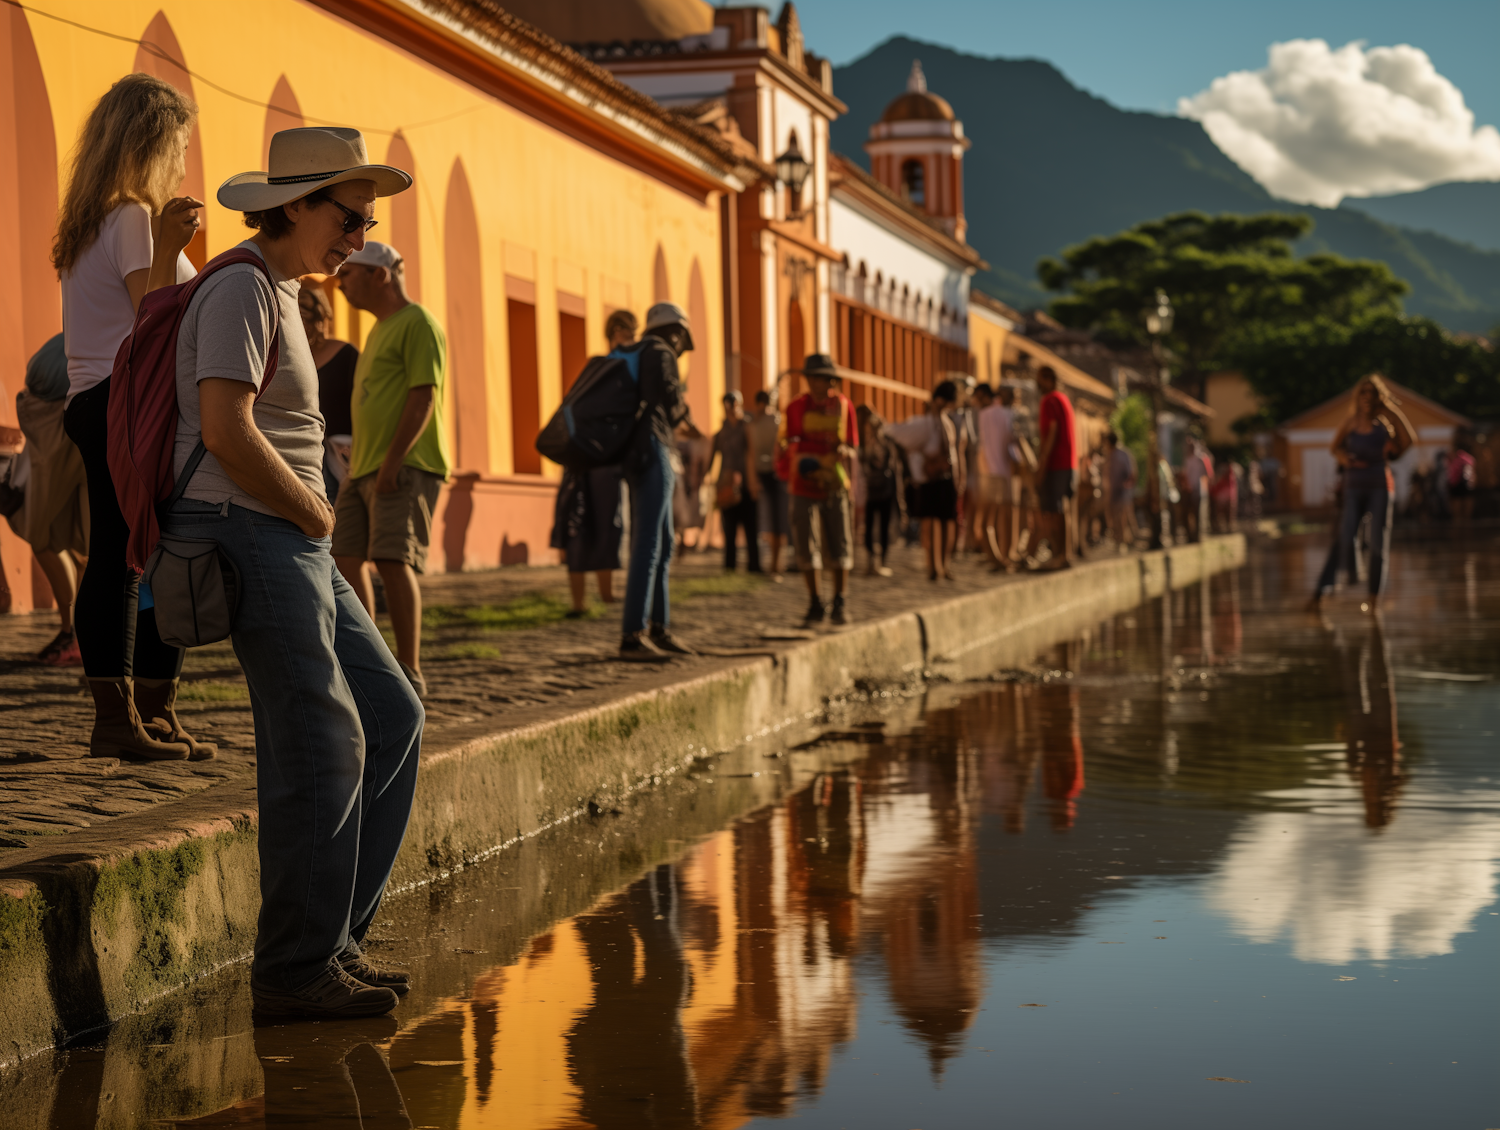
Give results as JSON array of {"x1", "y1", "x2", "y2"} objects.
[
  {"x1": 61, "y1": 202, "x2": 195, "y2": 404},
  {"x1": 978, "y1": 403, "x2": 1013, "y2": 478},
  {"x1": 885, "y1": 412, "x2": 956, "y2": 486}
]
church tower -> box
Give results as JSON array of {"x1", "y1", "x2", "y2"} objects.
[{"x1": 865, "y1": 60, "x2": 970, "y2": 243}]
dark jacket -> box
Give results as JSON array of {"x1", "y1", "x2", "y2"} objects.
[{"x1": 629, "y1": 333, "x2": 691, "y2": 459}]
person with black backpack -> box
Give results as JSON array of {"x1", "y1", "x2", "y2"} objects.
[
  {"x1": 549, "y1": 310, "x2": 635, "y2": 616},
  {"x1": 617, "y1": 303, "x2": 695, "y2": 660},
  {"x1": 534, "y1": 302, "x2": 695, "y2": 659}
]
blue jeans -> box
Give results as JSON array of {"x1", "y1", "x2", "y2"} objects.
[
  {"x1": 1338, "y1": 484, "x2": 1392, "y2": 596},
  {"x1": 622, "y1": 437, "x2": 674, "y2": 637},
  {"x1": 163, "y1": 499, "x2": 423, "y2": 991}
]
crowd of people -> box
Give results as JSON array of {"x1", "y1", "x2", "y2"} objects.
[{"x1": 0, "y1": 73, "x2": 1272, "y2": 1024}]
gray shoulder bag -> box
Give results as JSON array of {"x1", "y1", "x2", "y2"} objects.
[{"x1": 144, "y1": 283, "x2": 281, "y2": 650}]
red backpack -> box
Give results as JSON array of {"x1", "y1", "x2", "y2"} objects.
[{"x1": 106, "y1": 249, "x2": 280, "y2": 572}]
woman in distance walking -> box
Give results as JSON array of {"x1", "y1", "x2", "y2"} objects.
[{"x1": 1314, "y1": 375, "x2": 1415, "y2": 608}]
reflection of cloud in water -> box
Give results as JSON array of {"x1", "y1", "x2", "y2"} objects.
[
  {"x1": 1207, "y1": 791, "x2": 1500, "y2": 964},
  {"x1": 861, "y1": 792, "x2": 939, "y2": 898}
]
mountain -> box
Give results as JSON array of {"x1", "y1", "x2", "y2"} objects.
[
  {"x1": 831, "y1": 37, "x2": 1500, "y2": 333},
  {"x1": 1343, "y1": 181, "x2": 1500, "y2": 253}
]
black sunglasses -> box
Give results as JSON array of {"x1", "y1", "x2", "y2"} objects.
[{"x1": 325, "y1": 196, "x2": 378, "y2": 235}]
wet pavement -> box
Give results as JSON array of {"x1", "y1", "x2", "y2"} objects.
[{"x1": 5, "y1": 533, "x2": 1497, "y2": 1129}]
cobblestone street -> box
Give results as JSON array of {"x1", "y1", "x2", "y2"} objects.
[{"x1": 0, "y1": 539, "x2": 1106, "y2": 852}]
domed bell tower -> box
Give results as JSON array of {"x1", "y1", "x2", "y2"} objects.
[{"x1": 865, "y1": 60, "x2": 970, "y2": 243}]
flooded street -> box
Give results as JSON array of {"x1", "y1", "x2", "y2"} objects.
[{"x1": 15, "y1": 535, "x2": 1499, "y2": 1130}]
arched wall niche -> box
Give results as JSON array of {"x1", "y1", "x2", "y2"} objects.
[
  {"x1": 263, "y1": 75, "x2": 304, "y2": 169},
  {"x1": 652, "y1": 244, "x2": 670, "y2": 305},
  {"x1": 444, "y1": 158, "x2": 488, "y2": 474},
  {"x1": 0, "y1": 3, "x2": 61, "y2": 423},
  {"x1": 786, "y1": 297, "x2": 806, "y2": 400},
  {"x1": 133, "y1": 12, "x2": 207, "y2": 268},
  {"x1": 384, "y1": 131, "x2": 421, "y2": 301},
  {"x1": 685, "y1": 257, "x2": 711, "y2": 428}
]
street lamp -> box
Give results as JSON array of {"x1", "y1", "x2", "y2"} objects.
[
  {"x1": 775, "y1": 134, "x2": 811, "y2": 220},
  {"x1": 1142, "y1": 289, "x2": 1174, "y2": 550}
]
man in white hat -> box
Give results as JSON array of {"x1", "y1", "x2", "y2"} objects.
[
  {"x1": 163, "y1": 127, "x2": 421, "y2": 1019},
  {"x1": 616, "y1": 301, "x2": 695, "y2": 660},
  {"x1": 331, "y1": 240, "x2": 449, "y2": 698}
]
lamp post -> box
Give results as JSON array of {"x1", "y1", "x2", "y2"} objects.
[
  {"x1": 775, "y1": 134, "x2": 811, "y2": 220},
  {"x1": 1142, "y1": 289, "x2": 1174, "y2": 550}
]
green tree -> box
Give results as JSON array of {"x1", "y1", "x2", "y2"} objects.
[
  {"x1": 1109, "y1": 392, "x2": 1153, "y2": 479},
  {"x1": 1037, "y1": 212, "x2": 1409, "y2": 396},
  {"x1": 1233, "y1": 314, "x2": 1500, "y2": 422}
]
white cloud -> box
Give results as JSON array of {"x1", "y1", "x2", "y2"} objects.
[
  {"x1": 1178, "y1": 39, "x2": 1500, "y2": 207},
  {"x1": 1205, "y1": 790, "x2": 1500, "y2": 965}
]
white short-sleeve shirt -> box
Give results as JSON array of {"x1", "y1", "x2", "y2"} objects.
[{"x1": 61, "y1": 202, "x2": 195, "y2": 404}]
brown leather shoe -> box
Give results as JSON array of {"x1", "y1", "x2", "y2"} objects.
[
  {"x1": 134, "y1": 677, "x2": 218, "y2": 761},
  {"x1": 86, "y1": 678, "x2": 190, "y2": 761},
  {"x1": 339, "y1": 951, "x2": 411, "y2": 996},
  {"x1": 251, "y1": 960, "x2": 399, "y2": 1019}
]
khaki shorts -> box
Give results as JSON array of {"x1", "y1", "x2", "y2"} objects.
[
  {"x1": 790, "y1": 492, "x2": 853, "y2": 572},
  {"x1": 979, "y1": 473, "x2": 1014, "y2": 507},
  {"x1": 332, "y1": 466, "x2": 444, "y2": 572}
]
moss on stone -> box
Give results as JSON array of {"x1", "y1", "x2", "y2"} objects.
[
  {"x1": 0, "y1": 886, "x2": 49, "y2": 989},
  {"x1": 91, "y1": 836, "x2": 215, "y2": 997}
]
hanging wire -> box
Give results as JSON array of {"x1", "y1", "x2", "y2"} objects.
[{"x1": 1, "y1": 0, "x2": 482, "y2": 136}]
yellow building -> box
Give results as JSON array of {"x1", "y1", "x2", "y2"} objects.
[
  {"x1": 0, "y1": 0, "x2": 757, "y2": 605},
  {"x1": 968, "y1": 290, "x2": 1016, "y2": 389}
]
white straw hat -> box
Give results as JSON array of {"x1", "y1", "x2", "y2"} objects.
[{"x1": 218, "y1": 127, "x2": 411, "y2": 211}]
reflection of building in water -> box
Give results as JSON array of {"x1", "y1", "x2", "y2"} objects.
[
  {"x1": 383, "y1": 727, "x2": 993, "y2": 1127},
  {"x1": 859, "y1": 720, "x2": 985, "y2": 1078}
]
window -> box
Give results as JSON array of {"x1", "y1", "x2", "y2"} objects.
[
  {"x1": 901, "y1": 159, "x2": 925, "y2": 207},
  {"x1": 558, "y1": 292, "x2": 587, "y2": 394},
  {"x1": 507, "y1": 292, "x2": 540, "y2": 475}
]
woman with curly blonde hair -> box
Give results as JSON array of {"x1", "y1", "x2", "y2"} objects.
[
  {"x1": 56, "y1": 72, "x2": 212, "y2": 761},
  {"x1": 1314, "y1": 374, "x2": 1416, "y2": 606}
]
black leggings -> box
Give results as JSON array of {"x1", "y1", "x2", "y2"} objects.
[
  {"x1": 62, "y1": 379, "x2": 184, "y2": 680},
  {"x1": 865, "y1": 497, "x2": 893, "y2": 557}
]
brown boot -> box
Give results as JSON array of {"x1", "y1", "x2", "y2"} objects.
[
  {"x1": 134, "y1": 677, "x2": 218, "y2": 762},
  {"x1": 87, "y1": 678, "x2": 190, "y2": 761}
]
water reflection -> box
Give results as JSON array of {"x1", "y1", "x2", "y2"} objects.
[
  {"x1": 1207, "y1": 609, "x2": 1500, "y2": 966},
  {"x1": 1333, "y1": 616, "x2": 1404, "y2": 828},
  {"x1": 50, "y1": 538, "x2": 1500, "y2": 1129}
]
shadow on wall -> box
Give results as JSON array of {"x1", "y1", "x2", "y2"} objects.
[
  {"x1": 134, "y1": 13, "x2": 207, "y2": 269},
  {"x1": 500, "y1": 537, "x2": 529, "y2": 566},
  {"x1": 441, "y1": 474, "x2": 476, "y2": 573}
]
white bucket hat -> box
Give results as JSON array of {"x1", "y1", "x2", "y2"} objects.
[
  {"x1": 218, "y1": 127, "x2": 411, "y2": 212},
  {"x1": 644, "y1": 301, "x2": 694, "y2": 350}
]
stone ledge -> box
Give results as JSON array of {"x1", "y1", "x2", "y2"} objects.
[{"x1": 0, "y1": 535, "x2": 1244, "y2": 1066}]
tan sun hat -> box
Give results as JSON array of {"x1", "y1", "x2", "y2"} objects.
[{"x1": 218, "y1": 127, "x2": 411, "y2": 212}]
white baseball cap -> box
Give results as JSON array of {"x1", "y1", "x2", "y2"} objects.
[{"x1": 345, "y1": 241, "x2": 403, "y2": 269}]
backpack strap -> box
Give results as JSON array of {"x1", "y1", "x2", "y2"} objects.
[{"x1": 162, "y1": 252, "x2": 283, "y2": 511}]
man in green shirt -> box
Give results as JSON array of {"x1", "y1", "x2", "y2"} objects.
[{"x1": 332, "y1": 241, "x2": 450, "y2": 697}]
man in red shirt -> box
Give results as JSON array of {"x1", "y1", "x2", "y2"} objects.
[
  {"x1": 1033, "y1": 365, "x2": 1076, "y2": 570},
  {"x1": 778, "y1": 354, "x2": 859, "y2": 625}
]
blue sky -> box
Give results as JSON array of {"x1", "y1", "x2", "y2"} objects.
[{"x1": 794, "y1": 0, "x2": 1500, "y2": 127}]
